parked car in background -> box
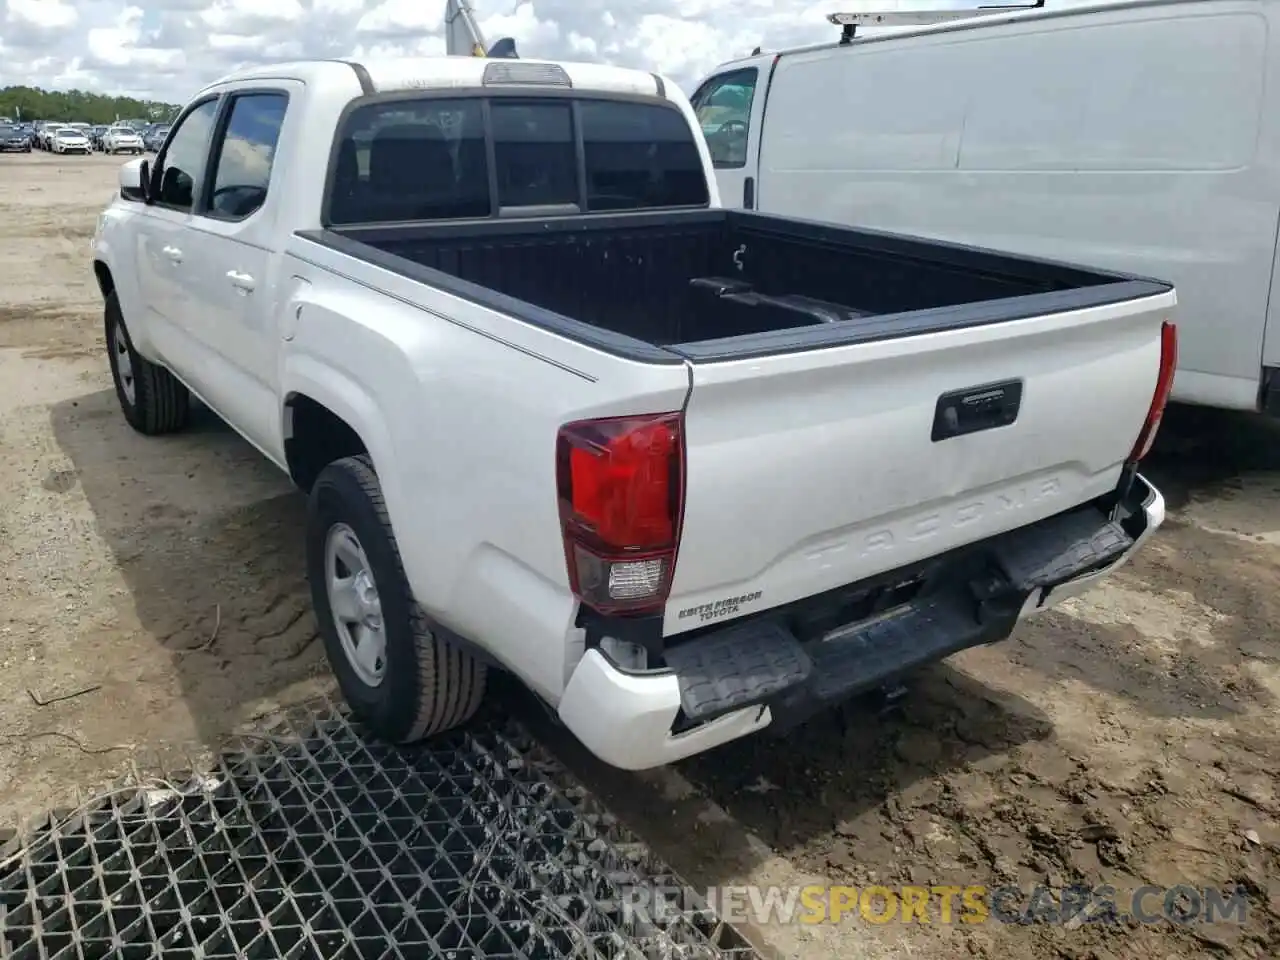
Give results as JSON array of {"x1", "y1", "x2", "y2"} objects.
[
  {"x1": 89, "y1": 125, "x2": 110, "y2": 151},
  {"x1": 0, "y1": 123, "x2": 31, "y2": 152},
  {"x1": 142, "y1": 125, "x2": 169, "y2": 152},
  {"x1": 103, "y1": 125, "x2": 145, "y2": 154},
  {"x1": 50, "y1": 127, "x2": 92, "y2": 154}
]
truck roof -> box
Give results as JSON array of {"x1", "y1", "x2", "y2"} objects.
[{"x1": 202, "y1": 56, "x2": 669, "y2": 100}]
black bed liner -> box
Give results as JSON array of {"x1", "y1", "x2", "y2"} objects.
[{"x1": 295, "y1": 208, "x2": 1172, "y2": 365}]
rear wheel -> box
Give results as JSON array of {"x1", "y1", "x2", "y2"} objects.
[
  {"x1": 105, "y1": 293, "x2": 190, "y2": 435},
  {"x1": 307, "y1": 455, "x2": 487, "y2": 742}
]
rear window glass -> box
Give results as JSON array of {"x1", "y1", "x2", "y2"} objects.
[
  {"x1": 329, "y1": 99, "x2": 490, "y2": 225},
  {"x1": 326, "y1": 96, "x2": 708, "y2": 225},
  {"x1": 579, "y1": 101, "x2": 709, "y2": 211},
  {"x1": 490, "y1": 101, "x2": 578, "y2": 208}
]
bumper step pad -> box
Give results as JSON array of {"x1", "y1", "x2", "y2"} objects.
[
  {"x1": 989, "y1": 508, "x2": 1131, "y2": 591},
  {"x1": 663, "y1": 620, "x2": 812, "y2": 723},
  {"x1": 666, "y1": 506, "x2": 1135, "y2": 726}
]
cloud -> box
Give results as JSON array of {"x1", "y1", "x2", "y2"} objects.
[{"x1": 0, "y1": 1, "x2": 1112, "y2": 102}]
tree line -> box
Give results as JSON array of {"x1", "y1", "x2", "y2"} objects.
[{"x1": 0, "y1": 86, "x2": 180, "y2": 124}]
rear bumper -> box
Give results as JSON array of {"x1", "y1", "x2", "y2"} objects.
[
  {"x1": 1015, "y1": 475, "x2": 1164, "y2": 613},
  {"x1": 558, "y1": 473, "x2": 1164, "y2": 770}
]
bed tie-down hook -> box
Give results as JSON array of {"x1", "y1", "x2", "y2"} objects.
[{"x1": 733, "y1": 243, "x2": 747, "y2": 273}]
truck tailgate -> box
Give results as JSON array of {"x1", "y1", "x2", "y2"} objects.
[{"x1": 665, "y1": 293, "x2": 1173, "y2": 636}]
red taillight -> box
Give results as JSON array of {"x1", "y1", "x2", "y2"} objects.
[
  {"x1": 1128, "y1": 321, "x2": 1178, "y2": 464},
  {"x1": 556, "y1": 412, "x2": 685, "y2": 614}
]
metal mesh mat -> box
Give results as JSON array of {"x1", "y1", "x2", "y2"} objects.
[{"x1": 0, "y1": 704, "x2": 759, "y2": 960}]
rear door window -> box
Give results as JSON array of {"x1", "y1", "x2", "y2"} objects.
[{"x1": 204, "y1": 92, "x2": 289, "y2": 220}]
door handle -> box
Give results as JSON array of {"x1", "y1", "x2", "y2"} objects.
[
  {"x1": 226, "y1": 270, "x2": 256, "y2": 292},
  {"x1": 162, "y1": 245, "x2": 183, "y2": 263}
]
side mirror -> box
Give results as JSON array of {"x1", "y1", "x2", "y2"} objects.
[{"x1": 119, "y1": 157, "x2": 150, "y2": 203}]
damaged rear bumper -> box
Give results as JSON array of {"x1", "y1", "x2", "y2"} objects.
[{"x1": 557, "y1": 474, "x2": 1164, "y2": 771}]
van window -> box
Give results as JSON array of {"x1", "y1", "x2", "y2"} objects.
[{"x1": 690, "y1": 68, "x2": 757, "y2": 169}]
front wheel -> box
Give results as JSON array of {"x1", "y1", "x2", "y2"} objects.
[
  {"x1": 105, "y1": 293, "x2": 190, "y2": 435},
  {"x1": 307, "y1": 455, "x2": 487, "y2": 743}
]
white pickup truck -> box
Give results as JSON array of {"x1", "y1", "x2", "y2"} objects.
[{"x1": 91, "y1": 56, "x2": 1174, "y2": 771}]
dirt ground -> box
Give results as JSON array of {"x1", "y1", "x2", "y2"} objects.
[{"x1": 0, "y1": 151, "x2": 1276, "y2": 960}]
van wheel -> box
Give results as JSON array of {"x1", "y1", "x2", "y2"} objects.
[
  {"x1": 105, "y1": 293, "x2": 190, "y2": 435},
  {"x1": 307, "y1": 455, "x2": 487, "y2": 742}
]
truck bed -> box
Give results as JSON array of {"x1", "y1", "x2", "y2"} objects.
[{"x1": 302, "y1": 208, "x2": 1170, "y2": 361}]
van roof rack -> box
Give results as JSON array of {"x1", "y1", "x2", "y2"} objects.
[{"x1": 830, "y1": 1, "x2": 1045, "y2": 44}]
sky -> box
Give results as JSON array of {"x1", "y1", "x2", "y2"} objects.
[{"x1": 0, "y1": 0, "x2": 1112, "y2": 102}]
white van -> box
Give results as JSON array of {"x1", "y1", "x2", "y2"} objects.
[{"x1": 691, "y1": 0, "x2": 1280, "y2": 415}]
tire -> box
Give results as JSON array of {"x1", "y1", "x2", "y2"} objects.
[
  {"x1": 104, "y1": 292, "x2": 190, "y2": 435},
  {"x1": 307, "y1": 455, "x2": 487, "y2": 743}
]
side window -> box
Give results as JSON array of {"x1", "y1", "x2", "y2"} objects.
[
  {"x1": 690, "y1": 69, "x2": 758, "y2": 169},
  {"x1": 327, "y1": 98, "x2": 489, "y2": 225},
  {"x1": 579, "y1": 101, "x2": 709, "y2": 212},
  {"x1": 153, "y1": 99, "x2": 220, "y2": 211},
  {"x1": 205, "y1": 93, "x2": 288, "y2": 220},
  {"x1": 490, "y1": 101, "x2": 578, "y2": 209}
]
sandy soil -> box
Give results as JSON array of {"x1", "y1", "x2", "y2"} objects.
[{"x1": 0, "y1": 151, "x2": 1276, "y2": 960}]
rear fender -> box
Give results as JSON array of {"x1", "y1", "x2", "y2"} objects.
[{"x1": 280, "y1": 353, "x2": 404, "y2": 536}]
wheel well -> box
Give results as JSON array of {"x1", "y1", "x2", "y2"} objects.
[
  {"x1": 1263, "y1": 366, "x2": 1280, "y2": 417},
  {"x1": 284, "y1": 394, "x2": 368, "y2": 493},
  {"x1": 93, "y1": 262, "x2": 115, "y2": 299}
]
